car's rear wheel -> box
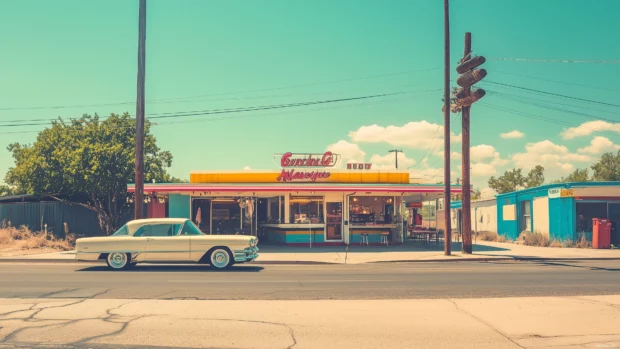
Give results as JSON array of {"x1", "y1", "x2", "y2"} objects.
[
  {"x1": 209, "y1": 248, "x2": 232, "y2": 269},
  {"x1": 106, "y1": 252, "x2": 130, "y2": 270}
]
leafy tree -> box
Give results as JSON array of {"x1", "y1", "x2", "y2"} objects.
[
  {"x1": 591, "y1": 151, "x2": 620, "y2": 181},
  {"x1": 471, "y1": 188, "x2": 482, "y2": 200},
  {"x1": 557, "y1": 168, "x2": 590, "y2": 183},
  {"x1": 0, "y1": 184, "x2": 23, "y2": 197},
  {"x1": 525, "y1": 165, "x2": 545, "y2": 188},
  {"x1": 5, "y1": 113, "x2": 176, "y2": 234},
  {"x1": 488, "y1": 168, "x2": 525, "y2": 194}
]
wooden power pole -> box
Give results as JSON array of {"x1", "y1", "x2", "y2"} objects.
[
  {"x1": 461, "y1": 32, "x2": 472, "y2": 254},
  {"x1": 443, "y1": 0, "x2": 452, "y2": 255},
  {"x1": 134, "y1": 0, "x2": 147, "y2": 220},
  {"x1": 389, "y1": 149, "x2": 403, "y2": 169}
]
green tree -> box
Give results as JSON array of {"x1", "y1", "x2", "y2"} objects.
[
  {"x1": 525, "y1": 165, "x2": 545, "y2": 188},
  {"x1": 488, "y1": 168, "x2": 525, "y2": 194},
  {"x1": 471, "y1": 188, "x2": 482, "y2": 200},
  {"x1": 591, "y1": 151, "x2": 620, "y2": 181},
  {"x1": 557, "y1": 168, "x2": 590, "y2": 183},
  {"x1": 5, "y1": 113, "x2": 176, "y2": 234},
  {"x1": 0, "y1": 184, "x2": 24, "y2": 197}
]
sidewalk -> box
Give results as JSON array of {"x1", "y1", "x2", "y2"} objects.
[
  {"x1": 2, "y1": 295, "x2": 620, "y2": 348},
  {"x1": 1, "y1": 241, "x2": 620, "y2": 264}
]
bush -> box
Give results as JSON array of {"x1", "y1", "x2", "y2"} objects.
[
  {"x1": 0, "y1": 221, "x2": 73, "y2": 251},
  {"x1": 519, "y1": 230, "x2": 550, "y2": 247},
  {"x1": 477, "y1": 230, "x2": 507, "y2": 243},
  {"x1": 564, "y1": 232, "x2": 591, "y2": 248},
  {"x1": 549, "y1": 239, "x2": 564, "y2": 248}
]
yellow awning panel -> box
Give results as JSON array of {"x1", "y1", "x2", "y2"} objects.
[{"x1": 190, "y1": 171, "x2": 410, "y2": 184}]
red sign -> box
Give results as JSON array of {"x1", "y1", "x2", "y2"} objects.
[
  {"x1": 347, "y1": 163, "x2": 372, "y2": 170},
  {"x1": 279, "y1": 152, "x2": 338, "y2": 168},
  {"x1": 277, "y1": 169, "x2": 331, "y2": 182}
]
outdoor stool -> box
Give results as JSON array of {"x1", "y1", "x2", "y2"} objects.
[
  {"x1": 360, "y1": 233, "x2": 369, "y2": 246},
  {"x1": 380, "y1": 232, "x2": 389, "y2": 246}
]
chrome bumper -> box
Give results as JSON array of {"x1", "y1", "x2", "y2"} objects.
[{"x1": 234, "y1": 246, "x2": 259, "y2": 263}]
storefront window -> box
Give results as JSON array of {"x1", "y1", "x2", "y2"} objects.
[
  {"x1": 211, "y1": 198, "x2": 241, "y2": 235},
  {"x1": 576, "y1": 202, "x2": 608, "y2": 233},
  {"x1": 349, "y1": 196, "x2": 395, "y2": 225},
  {"x1": 289, "y1": 196, "x2": 324, "y2": 224}
]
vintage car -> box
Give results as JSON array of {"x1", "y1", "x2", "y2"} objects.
[{"x1": 75, "y1": 218, "x2": 259, "y2": 270}]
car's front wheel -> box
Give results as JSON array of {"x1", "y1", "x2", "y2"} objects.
[
  {"x1": 209, "y1": 248, "x2": 232, "y2": 269},
  {"x1": 106, "y1": 252, "x2": 130, "y2": 270}
]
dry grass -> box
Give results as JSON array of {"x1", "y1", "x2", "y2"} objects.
[
  {"x1": 549, "y1": 239, "x2": 564, "y2": 248},
  {"x1": 519, "y1": 231, "x2": 550, "y2": 247},
  {"x1": 477, "y1": 230, "x2": 507, "y2": 243},
  {"x1": 564, "y1": 232, "x2": 591, "y2": 248},
  {"x1": 0, "y1": 221, "x2": 74, "y2": 252}
]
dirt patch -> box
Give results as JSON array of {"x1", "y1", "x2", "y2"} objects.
[{"x1": 0, "y1": 222, "x2": 74, "y2": 257}]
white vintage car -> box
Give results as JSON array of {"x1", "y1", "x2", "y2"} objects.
[{"x1": 75, "y1": 218, "x2": 259, "y2": 270}]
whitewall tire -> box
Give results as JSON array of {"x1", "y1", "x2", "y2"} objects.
[
  {"x1": 210, "y1": 248, "x2": 232, "y2": 269},
  {"x1": 106, "y1": 252, "x2": 130, "y2": 270}
]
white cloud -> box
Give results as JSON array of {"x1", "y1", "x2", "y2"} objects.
[
  {"x1": 500, "y1": 130, "x2": 524, "y2": 139},
  {"x1": 409, "y1": 158, "x2": 457, "y2": 184},
  {"x1": 578, "y1": 136, "x2": 620, "y2": 155},
  {"x1": 369, "y1": 152, "x2": 416, "y2": 169},
  {"x1": 471, "y1": 144, "x2": 498, "y2": 162},
  {"x1": 470, "y1": 163, "x2": 498, "y2": 177},
  {"x1": 243, "y1": 166, "x2": 251, "y2": 170},
  {"x1": 349, "y1": 121, "x2": 462, "y2": 149},
  {"x1": 511, "y1": 140, "x2": 591, "y2": 179},
  {"x1": 433, "y1": 150, "x2": 462, "y2": 160},
  {"x1": 326, "y1": 140, "x2": 366, "y2": 166},
  {"x1": 561, "y1": 120, "x2": 620, "y2": 140}
]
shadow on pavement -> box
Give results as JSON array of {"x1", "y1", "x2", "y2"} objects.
[
  {"x1": 531, "y1": 260, "x2": 620, "y2": 272},
  {"x1": 77, "y1": 264, "x2": 264, "y2": 273}
]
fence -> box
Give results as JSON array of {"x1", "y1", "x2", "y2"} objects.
[{"x1": 0, "y1": 201, "x2": 136, "y2": 238}]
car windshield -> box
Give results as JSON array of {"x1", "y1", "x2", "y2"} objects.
[{"x1": 112, "y1": 225, "x2": 129, "y2": 236}]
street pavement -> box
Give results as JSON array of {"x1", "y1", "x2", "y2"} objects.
[
  {"x1": 1, "y1": 295, "x2": 620, "y2": 348},
  {"x1": 2, "y1": 261, "x2": 620, "y2": 348},
  {"x1": 1, "y1": 260, "x2": 620, "y2": 300}
]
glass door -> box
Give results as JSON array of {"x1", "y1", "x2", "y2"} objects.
[{"x1": 326, "y1": 202, "x2": 343, "y2": 241}]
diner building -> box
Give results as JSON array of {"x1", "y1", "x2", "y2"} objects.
[{"x1": 129, "y1": 152, "x2": 463, "y2": 246}]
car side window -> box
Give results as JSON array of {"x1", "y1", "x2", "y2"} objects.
[
  {"x1": 180, "y1": 221, "x2": 203, "y2": 236},
  {"x1": 133, "y1": 225, "x2": 150, "y2": 237},
  {"x1": 147, "y1": 224, "x2": 177, "y2": 237}
]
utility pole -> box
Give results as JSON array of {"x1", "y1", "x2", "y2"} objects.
[
  {"x1": 461, "y1": 32, "x2": 472, "y2": 254},
  {"x1": 443, "y1": 0, "x2": 452, "y2": 255},
  {"x1": 389, "y1": 149, "x2": 403, "y2": 169},
  {"x1": 134, "y1": 0, "x2": 147, "y2": 220}
]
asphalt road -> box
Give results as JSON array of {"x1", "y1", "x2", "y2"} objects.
[{"x1": 1, "y1": 260, "x2": 620, "y2": 300}]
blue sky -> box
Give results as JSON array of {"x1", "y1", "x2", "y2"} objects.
[{"x1": 1, "y1": 0, "x2": 619, "y2": 193}]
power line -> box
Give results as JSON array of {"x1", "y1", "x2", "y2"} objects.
[
  {"x1": 487, "y1": 90, "x2": 619, "y2": 115},
  {"x1": 0, "y1": 91, "x2": 413, "y2": 128},
  {"x1": 488, "y1": 69, "x2": 617, "y2": 92},
  {"x1": 0, "y1": 68, "x2": 440, "y2": 112},
  {"x1": 488, "y1": 92, "x2": 620, "y2": 124},
  {"x1": 478, "y1": 103, "x2": 620, "y2": 138},
  {"x1": 485, "y1": 81, "x2": 620, "y2": 108},
  {"x1": 488, "y1": 57, "x2": 620, "y2": 64},
  {"x1": 0, "y1": 92, "x2": 439, "y2": 135}
]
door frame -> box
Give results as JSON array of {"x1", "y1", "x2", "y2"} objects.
[{"x1": 324, "y1": 201, "x2": 344, "y2": 242}]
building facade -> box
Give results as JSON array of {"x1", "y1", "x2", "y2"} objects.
[{"x1": 131, "y1": 152, "x2": 463, "y2": 246}]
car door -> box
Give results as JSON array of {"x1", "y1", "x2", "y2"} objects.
[{"x1": 140, "y1": 223, "x2": 191, "y2": 262}]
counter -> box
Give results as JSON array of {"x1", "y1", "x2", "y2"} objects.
[
  {"x1": 350, "y1": 224, "x2": 401, "y2": 244},
  {"x1": 259, "y1": 223, "x2": 326, "y2": 245}
]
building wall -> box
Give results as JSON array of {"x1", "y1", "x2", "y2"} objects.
[
  {"x1": 548, "y1": 197, "x2": 576, "y2": 241},
  {"x1": 497, "y1": 187, "x2": 548, "y2": 240},
  {"x1": 472, "y1": 200, "x2": 497, "y2": 233},
  {"x1": 533, "y1": 196, "x2": 549, "y2": 236},
  {"x1": 169, "y1": 194, "x2": 190, "y2": 218}
]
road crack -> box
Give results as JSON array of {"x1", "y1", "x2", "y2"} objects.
[
  {"x1": 447, "y1": 299, "x2": 525, "y2": 349},
  {"x1": 38, "y1": 289, "x2": 79, "y2": 298}
]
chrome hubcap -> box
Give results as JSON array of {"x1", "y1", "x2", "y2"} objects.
[
  {"x1": 108, "y1": 253, "x2": 127, "y2": 269},
  {"x1": 211, "y1": 250, "x2": 229, "y2": 268}
]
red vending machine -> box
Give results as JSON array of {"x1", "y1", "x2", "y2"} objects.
[{"x1": 592, "y1": 218, "x2": 611, "y2": 249}]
